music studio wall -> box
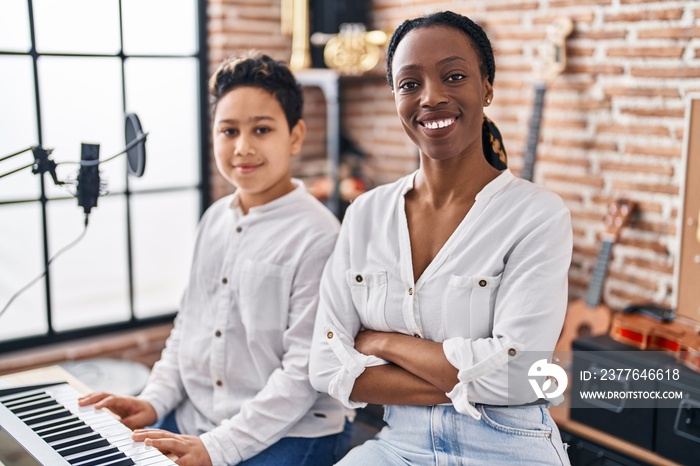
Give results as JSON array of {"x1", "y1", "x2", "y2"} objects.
[{"x1": 208, "y1": 0, "x2": 700, "y2": 313}]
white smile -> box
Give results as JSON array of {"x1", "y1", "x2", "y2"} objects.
[{"x1": 422, "y1": 118, "x2": 456, "y2": 129}]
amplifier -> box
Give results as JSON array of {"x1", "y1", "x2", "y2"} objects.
[
  {"x1": 570, "y1": 335, "x2": 675, "y2": 450},
  {"x1": 655, "y1": 362, "x2": 700, "y2": 464}
]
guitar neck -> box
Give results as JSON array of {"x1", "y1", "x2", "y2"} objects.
[
  {"x1": 521, "y1": 82, "x2": 547, "y2": 182},
  {"x1": 584, "y1": 239, "x2": 615, "y2": 307}
]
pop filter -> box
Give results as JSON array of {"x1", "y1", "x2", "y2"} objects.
[{"x1": 125, "y1": 113, "x2": 146, "y2": 177}]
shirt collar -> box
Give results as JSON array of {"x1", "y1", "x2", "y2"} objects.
[
  {"x1": 400, "y1": 169, "x2": 513, "y2": 200},
  {"x1": 475, "y1": 168, "x2": 513, "y2": 201},
  {"x1": 229, "y1": 178, "x2": 307, "y2": 215}
]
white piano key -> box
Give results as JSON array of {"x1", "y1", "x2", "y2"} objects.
[
  {"x1": 72, "y1": 450, "x2": 126, "y2": 466},
  {"x1": 0, "y1": 386, "x2": 53, "y2": 403},
  {"x1": 29, "y1": 413, "x2": 81, "y2": 430},
  {"x1": 63, "y1": 443, "x2": 121, "y2": 462},
  {"x1": 20, "y1": 407, "x2": 71, "y2": 423},
  {"x1": 11, "y1": 401, "x2": 63, "y2": 418},
  {"x1": 48, "y1": 430, "x2": 99, "y2": 447},
  {"x1": 37, "y1": 420, "x2": 87, "y2": 438},
  {"x1": 3, "y1": 394, "x2": 54, "y2": 410}
]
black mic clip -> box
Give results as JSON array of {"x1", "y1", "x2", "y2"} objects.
[{"x1": 30, "y1": 146, "x2": 63, "y2": 186}]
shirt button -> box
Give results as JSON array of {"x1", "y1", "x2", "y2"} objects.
[
  {"x1": 326, "y1": 331, "x2": 334, "y2": 339},
  {"x1": 215, "y1": 380, "x2": 223, "y2": 387},
  {"x1": 222, "y1": 277, "x2": 228, "y2": 284},
  {"x1": 215, "y1": 330, "x2": 222, "y2": 337},
  {"x1": 508, "y1": 348, "x2": 517, "y2": 357},
  {"x1": 479, "y1": 280, "x2": 487, "y2": 287},
  {"x1": 408, "y1": 287, "x2": 413, "y2": 295},
  {"x1": 236, "y1": 226, "x2": 242, "y2": 233},
  {"x1": 355, "y1": 275, "x2": 363, "y2": 283}
]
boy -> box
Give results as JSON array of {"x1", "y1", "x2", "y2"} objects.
[{"x1": 80, "y1": 53, "x2": 352, "y2": 466}]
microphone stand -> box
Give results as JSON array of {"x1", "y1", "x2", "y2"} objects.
[{"x1": 0, "y1": 145, "x2": 63, "y2": 186}]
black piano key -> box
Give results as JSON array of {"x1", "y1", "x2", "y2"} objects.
[
  {"x1": 2, "y1": 393, "x2": 51, "y2": 407},
  {"x1": 0, "y1": 382, "x2": 64, "y2": 398},
  {"x1": 35, "y1": 417, "x2": 84, "y2": 436},
  {"x1": 58, "y1": 438, "x2": 110, "y2": 457},
  {"x1": 17, "y1": 406, "x2": 64, "y2": 421},
  {"x1": 16, "y1": 402, "x2": 62, "y2": 416},
  {"x1": 10, "y1": 399, "x2": 59, "y2": 414},
  {"x1": 72, "y1": 450, "x2": 127, "y2": 466},
  {"x1": 43, "y1": 425, "x2": 94, "y2": 443},
  {"x1": 25, "y1": 409, "x2": 73, "y2": 426},
  {"x1": 101, "y1": 458, "x2": 135, "y2": 466},
  {"x1": 67, "y1": 446, "x2": 123, "y2": 465},
  {"x1": 52, "y1": 432, "x2": 102, "y2": 450}
]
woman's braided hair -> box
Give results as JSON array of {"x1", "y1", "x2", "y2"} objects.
[{"x1": 386, "y1": 11, "x2": 507, "y2": 170}]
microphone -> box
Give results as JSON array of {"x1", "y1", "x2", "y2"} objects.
[
  {"x1": 77, "y1": 143, "x2": 100, "y2": 215},
  {"x1": 74, "y1": 114, "x2": 147, "y2": 216}
]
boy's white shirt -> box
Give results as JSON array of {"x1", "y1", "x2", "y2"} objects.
[{"x1": 138, "y1": 180, "x2": 351, "y2": 466}]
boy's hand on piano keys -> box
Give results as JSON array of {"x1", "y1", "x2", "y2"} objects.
[
  {"x1": 77, "y1": 391, "x2": 158, "y2": 429},
  {"x1": 132, "y1": 429, "x2": 213, "y2": 466}
]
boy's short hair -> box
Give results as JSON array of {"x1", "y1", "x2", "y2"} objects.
[{"x1": 209, "y1": 52, "x2": 304, "y2": 130}]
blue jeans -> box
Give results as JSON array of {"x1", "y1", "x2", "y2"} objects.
[
  {"x1": 240, "y1": 419, "x2": 353, "y2": 466},
  {"x1": 151, "y1": 410, "x2": 181, "y2": 433},
  {"x1": 337, "y1": 404, "x2": 570, "y2": 465},
  {"x1": 153, "y1": 412, "x2": 352, "y2": 466}
]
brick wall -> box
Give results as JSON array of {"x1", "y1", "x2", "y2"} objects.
[
  {"x1": 210, "y1": 0, "x2": 700, "y2": 316},
  {"x1": 365, "y1": 0, "x2": 700, "y2": 311},
  {"x1": 206, "y1": 0, "x2": 699, "y2": 312}
]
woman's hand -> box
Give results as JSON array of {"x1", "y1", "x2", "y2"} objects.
[
  {"x1": 131, "y1": 429, "x2": 212, "y2": 466},
  {"x1": 78, "y1": 392, "x2": 158, "y2": 429}
]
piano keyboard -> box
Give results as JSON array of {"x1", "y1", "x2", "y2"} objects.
[{"x1": 0, "y1": 383, "x2": 176, "y2": 466}]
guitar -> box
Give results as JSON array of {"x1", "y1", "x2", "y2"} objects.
[
  {"x1": 521, "y1": 17, "x2": 574, "y2": 182},
  {"x1": 555, "y1": 199, "x2": 636, "y2": 353}
]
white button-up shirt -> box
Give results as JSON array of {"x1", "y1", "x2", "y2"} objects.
[
  {"x1": 139, "y1": 181, "x2": 351, "y2": 466},
  {"x1": 310, "y1": 169, "x2": 572, "y2": 418}
]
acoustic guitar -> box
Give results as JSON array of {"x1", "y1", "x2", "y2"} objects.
[
  {"x1": 521, "y1": 17, "x2": 574, "y2": 182},
  {"x1": 555, "y1": 199, "x2": 636, "y2": 353}
]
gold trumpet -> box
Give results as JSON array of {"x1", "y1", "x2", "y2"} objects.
[
  {"x1": 281, "y1": 0, "x2": 388, "y2": 75},
  {"x1": 312, "y1": 24, "x2": 388, "y2": 76}
]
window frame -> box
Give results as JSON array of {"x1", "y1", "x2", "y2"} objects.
[{"x1": 0, "y1": 0, "x2": 211, "y2": 353}]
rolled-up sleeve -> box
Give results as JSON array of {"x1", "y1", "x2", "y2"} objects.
[
  {"x1": 309, "y1": 206, "x2": 387, "y2": 409},
  {"x1": 443, "y1": 208, "x2": 572, "y2": 417}
]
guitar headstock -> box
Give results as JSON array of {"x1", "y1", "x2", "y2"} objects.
[
  {"x1": 535, "y1": 16, "x2": 575, "y2": 83},
  {"x1": 604, "y1": 199, "x2": 636, "y2": 240}
]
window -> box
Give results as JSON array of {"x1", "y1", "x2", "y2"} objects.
[{"x1": 0, "y1": 0, "x2": 209, "y2": 351}]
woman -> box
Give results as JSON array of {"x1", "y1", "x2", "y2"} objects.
[{"x1": 310, "y1": 11, "x2": 572, "y2": 465}]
